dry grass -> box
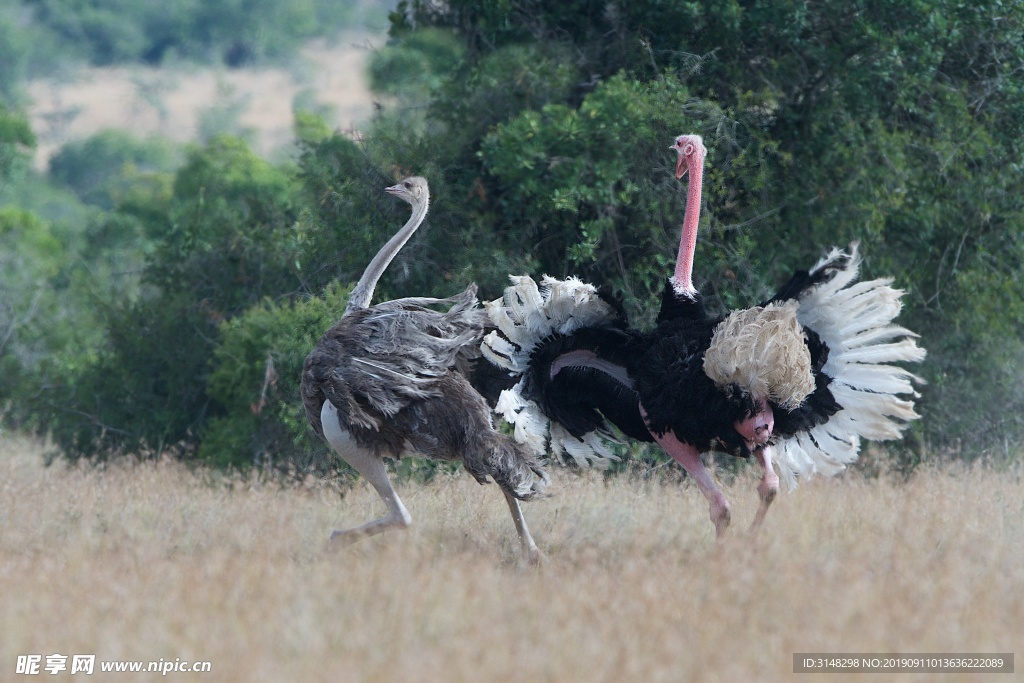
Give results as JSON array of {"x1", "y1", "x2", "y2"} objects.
[{"x1": 1, "y1": 434, "x2": 1021, "y2": 682}]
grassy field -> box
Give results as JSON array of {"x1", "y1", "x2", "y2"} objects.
[{"x1": 1, "y1": 435, "x2": 1021, "y2": 682}]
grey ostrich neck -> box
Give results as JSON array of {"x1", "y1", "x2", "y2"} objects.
[{"x1": 344, "y1": 191, "x2": 430, "y2": 316}]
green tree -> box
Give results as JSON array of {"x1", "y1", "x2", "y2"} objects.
[
  {"x1": 369, "y1": 27, "x2": 464, "y2": 101},
  {"x1": 44, "y1": 136, "x2": 304, "y2": 457},
  {"x1": 0, "y1": 207, "x2": 91, "y2": 428},
  {"x1": 0, "y1": 208, "x2": 61, "y2": 381},
  {"x1": 48, "y1": 130, "x2": 179, "y2": 209},
  {"x1": 20, "y1": 0, "x2": 387, "y2": 67},
  {"x1": 29, "y1": 0, "x2": 1024, "y2": 468},
  {"x1": 200, "y1": 282, "x2": 352, "y2": 469},
  {"x1": 0, "y1": 104, "x2": 34, "y2": 183},
  {"x1": 392, "y1": 0, "x2": 1024, "y2": 458}
]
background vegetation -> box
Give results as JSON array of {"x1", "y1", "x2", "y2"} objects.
[
  {"x1": 2, "y1": 0, "x2": 1023, "y2": 472},
  {"x1": 0, "y1": 0, "x2": 382, "y2": 85}
]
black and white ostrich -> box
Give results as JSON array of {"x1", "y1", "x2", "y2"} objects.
[
  {"x1": 483, "y1": 136, "x2": 925, "y2": 538},
  {"x1": 301, "y1": 176, "x2": 547, "y2": 561}
]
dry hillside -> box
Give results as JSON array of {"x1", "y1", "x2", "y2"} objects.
[{"x1": 25, "y1": 32, "x2": 381, "y2": 170}]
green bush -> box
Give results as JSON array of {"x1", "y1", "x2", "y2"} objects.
[
  {"x1": 0, "y1": 206, "x2": 85, "y2": 427},
  {"x1": 369, "y1": 28, "x2": 464, "y2": 99},
  {"x1": 17, "y1": 0, "x2": 1024, "y2": 469},
  {"x1": 201, "y1": 282, "x2": 351, "y2": 470},
  {"x1": 48, "y1": 130, "x2": 179, "y2": 209},
  {"x1": 0, "y1": 104, "x2": 34, "y2": 182},
  {"x1": 42, "y1": 135, "x2": 305, "y2": 458},
  {"x1": 0, "y1": 208, "x2": 63, "y2": 386}
]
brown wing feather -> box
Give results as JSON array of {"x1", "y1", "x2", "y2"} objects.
[{"x1": 301, "y1": 285, "x2": 485, "y2": 438}]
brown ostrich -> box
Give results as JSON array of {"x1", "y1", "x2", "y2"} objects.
[{"x1": 301, "y1": 177, "x2": 547, "y2": 561}]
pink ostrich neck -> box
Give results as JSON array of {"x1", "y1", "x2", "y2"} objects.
[{"x1": 672, "y1": 148, "x2": 703, "y2": 297}]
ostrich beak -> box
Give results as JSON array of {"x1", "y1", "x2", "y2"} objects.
[
  {"x1": 734, "y1": 402, "x2": 775, "y2": 450},
  {"x1": 675, "y1": 151, "x2": 688, "y2": 179},
  {"x1": 384, "y1": 184, "x2": 402, "y2": 195}
]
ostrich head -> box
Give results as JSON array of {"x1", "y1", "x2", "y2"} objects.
[
  {"x1": 344, "y1": 175, "x2": 431, "y2": 314},
  {"x1": 671, "y1": 134, "x2": 706, "y2": 179},
  {"x1": 385, "y1": 176, "x2": 429, "y2": 206},
  {"x1": 734, "y1": 402, "x2": 775, "y2": 450}
]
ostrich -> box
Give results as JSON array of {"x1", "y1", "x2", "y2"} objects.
[
  {"x1": 301, "y1": 176, "x2": 548, "y2": 561},
  {"x1": 482, "y1": 136, "x2": 925, "y2": 538}
]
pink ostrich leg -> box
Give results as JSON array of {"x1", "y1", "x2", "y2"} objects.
[
  {"x1": 652, "y1": 429, "x2": 732, "y2": 538},
  {"x1": 750, "y1": 445, "x2": 779, "y2": 534},
  {"x1": 640, "y1": 404, "x2": 731, "y2": 538},
  {"x1": 735, "y1": 402, "x2": 779, "y2": 534}
]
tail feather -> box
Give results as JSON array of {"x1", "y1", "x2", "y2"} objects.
[
  {"x1": 550, "y1": 423, "x2": 621, "y2": 469},
  {"x1": 540, "y1": 276, "x2": 620, "y2": 331},
  {"x1": 480, "y1": 334, "x2": 521, "y2": 366},
  {"x1": 846, "y1": 324, "x2": 920, "y2": 350},
  {"x1": 483, "y1": 274, "x2": 618, "y2": 375},
  {"x1": 799, "y1": 428, "x2": 855, "y2": 474},
  {"x1": 833, "y1": 364, "x2": 920, "y2": 397},
  {"x1": 505, "y1": 276, "x2": 550, "y2": 338},
  {"x1": 483, "y1": 275, "x2": 626, "y2": 468},
  {"x1": 830, "y1": 384, "x2": 920, "y2": 430},
  {"x1": 463, "y1": 428, "x2": 550, "y2": 501},
  {"x1": 840, "y1": 339, "x2": 925, "y2": 364},
  {"x1": 775, "y1": 243, "x2": 925, "y2": 488},
  {"x1": 494, "y1": 385, "x2": 550, "y2": 456},
  {"x1": 493, "y1": 385, "x2": 622, "y2": 469}
]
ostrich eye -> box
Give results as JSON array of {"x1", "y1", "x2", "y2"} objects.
[{"x1": 403, "y1": 181, "x2": 412, "y2": 189}]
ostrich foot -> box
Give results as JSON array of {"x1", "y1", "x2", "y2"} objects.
[
  {"x1": 523, "y1": 545, "x2": 545, "y2": 567},
  {"x1": 328, "y1": 509, "x2": 412, "y2": 546},
  {"x1": 503, "y1": 490, "x2": 544, "y2": 565},
  {"x1": 329, "y1": 528, "x2": 369, "y2": 547},
  {"x1": 712, "y1": 503, "x2": 732, "y2": 539},
  {"x1": 749, "y1": 446, "x2": 779, "y2": 535}
]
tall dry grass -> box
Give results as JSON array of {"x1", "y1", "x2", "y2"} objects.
[{"x1": 1, "y1": 434, "x2": 1021, "y2": 682}]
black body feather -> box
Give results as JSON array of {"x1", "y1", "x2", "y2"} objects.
[
  {"x1": 518, "y1": 262, "x2": 850, "y2": 457},
  {"x1": 522, "y1": 325, "x2": 652, "y2": 443}
]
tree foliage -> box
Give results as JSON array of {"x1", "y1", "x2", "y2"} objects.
[
  {"x1": 6, "y1": 1, "x2": 1024, "y2": 467},
  {"x1": 0, "y1": 103, "x2": 34, "y2": 182},
  {"x1": 17, "y1": 0, "x2": 386, "y2": 67},
  {"x1": 49, "y1": 130, "x2": 179, "y2": 209},
  {"x1": 200, "y1": 282, "x2": 351, "y2": 470},
  {"x1": 40, "y1": 136, "x2": 305, "y2": 457},
  {"x1": 0, "y1": 208, "x2": 62, "y2": 400}
]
